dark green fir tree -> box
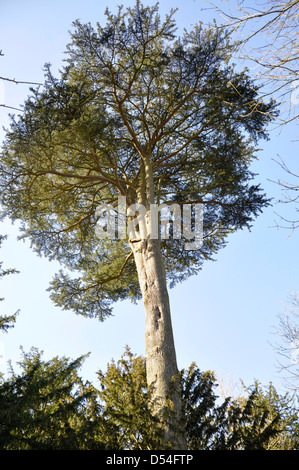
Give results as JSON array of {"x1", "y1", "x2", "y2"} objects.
[{"x1": 0, "y1": 347, "x2": 104, "y2": 450}]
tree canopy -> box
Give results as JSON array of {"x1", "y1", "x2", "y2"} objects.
[
  {"x1": 0, "y1": 2, "x2": 277, "y2": 321},
  {"x1": 0, "y1": 347, "x2": 104, "y2": 450},
  {"x1": 0, "y1": 346, "x2": 297, "y2": 450}
]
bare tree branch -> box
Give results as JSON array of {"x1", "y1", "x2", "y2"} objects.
[
  {"x1": 272, "y1": 292, "x2": 299, "y2": 391},
  {"x1": 0, "y1": 104, "x2": 23, "y2": 112},
  {"x1": 0, "y1": 49, "x2": 43, "y2": 112},
  {"x1": 0, "y1": 75, "x2": 42, "y2": 86},
  {"x1": 207, "y1": 0, "x2": 299, "y2": 127},
  {"x1": 270, "y1": 156, "x2": 299, "y2": 233}
]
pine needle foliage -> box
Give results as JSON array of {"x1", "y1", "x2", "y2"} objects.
[
  {"x1": 0, "y1": 2, "x2": 278, "y2": 320},
  {"x1": 0, "y1": 346, "x2": 297, "y2": 450},
  {"x1": 0, "y1": 347, "x2": 105, "y2": 450},
  {"x1": 0, "y1": 234, "x2": 19, "y2": 333}
]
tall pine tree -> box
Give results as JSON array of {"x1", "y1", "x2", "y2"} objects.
[{"x1": 0, "y1": 2, "x2": 277, "y2": 447}]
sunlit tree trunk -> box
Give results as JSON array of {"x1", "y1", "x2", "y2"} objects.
[
  {"x1": 131, "y1": 237, "x2": 186, "y2": 449},
  {"x1": 129, "y1": 155, "x2": 187, "y2": 449}
]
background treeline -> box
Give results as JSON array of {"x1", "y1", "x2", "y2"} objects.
[{"x1": 0, "y1": 346, "x2": 297, "y2": 450}]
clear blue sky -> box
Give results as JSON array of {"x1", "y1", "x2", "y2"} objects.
[{"x1": 0, "y1": 0, "x2": 298, "y2": 396}]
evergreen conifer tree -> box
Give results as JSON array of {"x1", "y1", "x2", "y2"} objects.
[
  {"x1": 0, "y1": 348, "x2": 104, "y2": 449},
  {"x1": 0, "y1": 2, "x2": 277, "y2": 447}
]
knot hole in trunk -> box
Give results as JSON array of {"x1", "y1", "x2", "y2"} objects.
[{"x1": 154, "y1": 306, "x2": 161, "y2": 330}]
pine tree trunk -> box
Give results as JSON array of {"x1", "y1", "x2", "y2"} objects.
[
  {"x1": 127, "y1": 154, "x2": 187, "y2": 448},
  {"x1": 131, "y1": 237, "x2": 187, "y2": 449}
]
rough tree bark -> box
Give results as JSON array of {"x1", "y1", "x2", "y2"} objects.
[
  {"x1": 131, "y1": 237, "x2": 186, "y2": 449},
  {"x1": 128, "y1": 155, "x2": 187, "y2": 449}
]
